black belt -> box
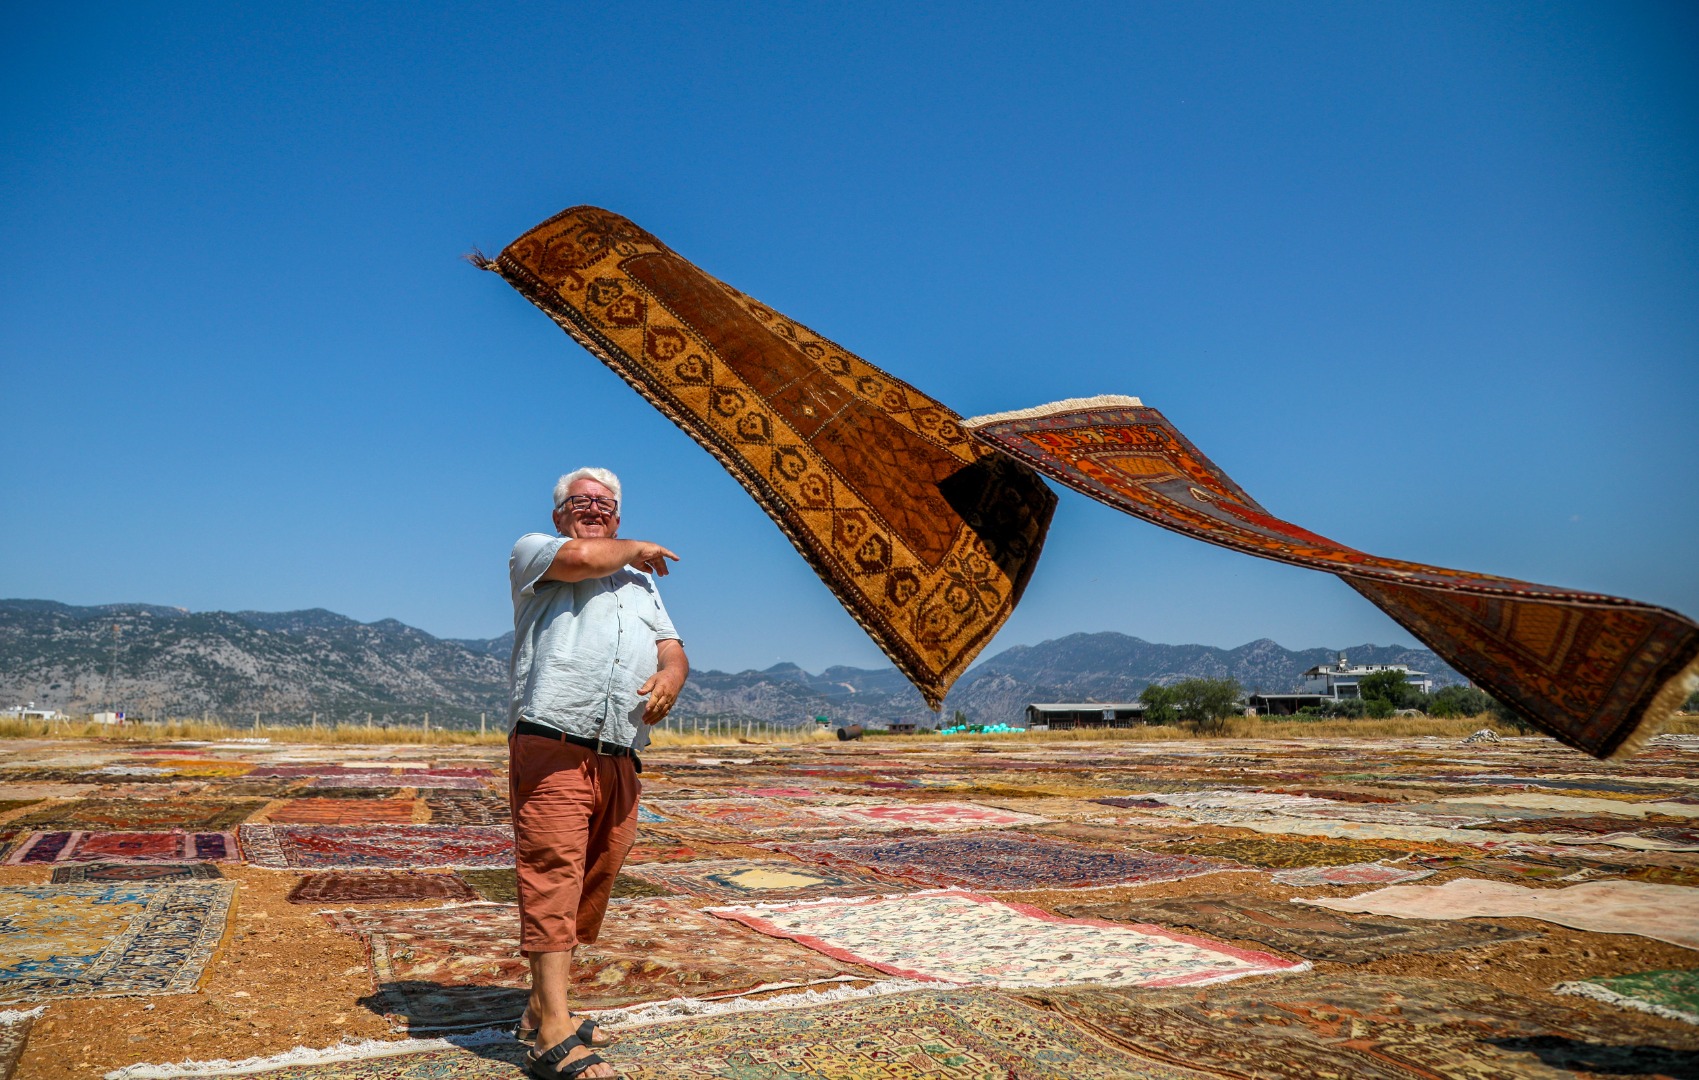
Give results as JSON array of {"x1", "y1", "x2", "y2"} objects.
[{"x1": 512, "y1": 720, "x2": 642, "y2": 771}]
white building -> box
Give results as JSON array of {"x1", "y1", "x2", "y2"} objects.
[{"x1": 1300, "y1": 653, "x2": 1433, "y2": 698}]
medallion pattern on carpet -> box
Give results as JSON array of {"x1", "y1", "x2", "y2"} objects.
[
  {"x1": 710, "y1": 889, "x2": 1305, "y2": 987},
  {"x1": 0, "y1": 882, "x2": 234, "y2": 1003},
  {"x1": 6, "y1": 831, "x2": 236, "y2": 864}
]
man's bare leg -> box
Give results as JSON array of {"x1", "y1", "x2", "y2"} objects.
[{"x1": 528, "y1": 951, "x2": 616, "y2": 1078}]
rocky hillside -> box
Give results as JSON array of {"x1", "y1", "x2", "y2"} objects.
[{"x1": 0, "y1": 600, "x2": 1461, "y2": 729}]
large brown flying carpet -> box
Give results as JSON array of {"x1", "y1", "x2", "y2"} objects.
[
  {"x1": 482, "y1": 207, "x2": 1055, "y2": 706},
  {"x1": 965, "y1": 396, "x2": 1699, "y2": 759}
]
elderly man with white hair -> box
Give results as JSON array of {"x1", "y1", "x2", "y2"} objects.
[{"x1": 506, "y1": 466, "x2": 687, "y2": 1080}]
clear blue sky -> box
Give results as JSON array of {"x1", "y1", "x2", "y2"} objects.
[{"x1": 3, "y1": 3, "x2": 1695, "y2": 674}]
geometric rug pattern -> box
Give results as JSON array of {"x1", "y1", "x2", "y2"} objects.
[
  {"x1": 238, "y1": 824, "x2": 513, "y2": 869},
  {"x1": 0, "y1": 883, "x2": 235, "y2": 1003}
]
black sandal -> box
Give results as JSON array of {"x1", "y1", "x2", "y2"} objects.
[
  {"x1": 525, "y1": 1031, "x2": 622, "y2": 1080},
  {"x1": 517, "y1": 1016, "x2": 617, "y2": 1048}
]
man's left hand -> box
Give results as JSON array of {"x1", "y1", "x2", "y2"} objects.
[{"x1": 639, "y1": 667, "x2": 685, "y2": 725}]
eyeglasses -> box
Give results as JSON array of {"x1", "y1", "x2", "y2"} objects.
[{"x1": 559, "y1": 495, "x2": 618, "y2": 513}]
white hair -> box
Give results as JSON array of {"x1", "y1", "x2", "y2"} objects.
[{"x1": 554, "y1": 467, "x2": 623, "y2": 512}]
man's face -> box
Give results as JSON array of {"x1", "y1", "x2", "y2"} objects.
[{"x1": 553, "y1": 478, "x2": 620, "y2": 540}]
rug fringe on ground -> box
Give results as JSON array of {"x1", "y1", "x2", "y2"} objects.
[
  {"x1": 104, "y1": 1028, "x2": 511, "y2": 1078},
  {"x1": 587, "y1": 976, "x2": 936, "y2": 1029},
  {"x1": 1553, "y1": 980, "x2": 1699, "y2": 1026}
]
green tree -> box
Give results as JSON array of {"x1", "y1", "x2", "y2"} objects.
[
  {"x1": 1357, "y1": 670, "x2": 1419, "y2": 709},
  {"x1": 1139, "y1": 683, "x2": 1176, "y2": 723},
  {"x1": 1427, "y1": 685, "x2": 1494, "y2": 718},
  {"x1": 1166, "y1": 677, "x2": 1243, "y2": 735}
]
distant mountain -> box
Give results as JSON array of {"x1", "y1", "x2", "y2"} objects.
[{"x1": 0, "y1": 600, "x2": 1462, "y2": 729}]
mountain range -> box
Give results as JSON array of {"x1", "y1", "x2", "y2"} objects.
[{"x1": 0, "y1": 599, "x2": 1462, "y2": 728}]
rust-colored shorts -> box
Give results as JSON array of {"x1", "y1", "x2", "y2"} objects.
[{"x1": 508, "y1": 733, "x2": 640, "y2": 954}]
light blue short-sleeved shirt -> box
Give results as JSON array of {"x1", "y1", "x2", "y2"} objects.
[{"x1": 508, "y1": 532, "x2": 681, "y2": 753}]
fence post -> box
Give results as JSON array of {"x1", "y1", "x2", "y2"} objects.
[{"x1": 480, "y1": 712, "x2": 486, "y2": 735}]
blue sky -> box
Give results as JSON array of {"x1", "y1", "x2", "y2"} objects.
[{"x1": 3, "y1": 2, "x2": 1695, "y2": 674}]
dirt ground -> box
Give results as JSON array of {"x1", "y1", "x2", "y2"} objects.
[{"x1": 3, "y1": 733, "x2": 1698, "y2": 1078}]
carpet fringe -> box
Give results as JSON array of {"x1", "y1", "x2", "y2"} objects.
[
  {"x1": 588, "y1": 976, "x2": 935, "y2": 1029},
  {"x1": 1553, "y1": 980, "x2": 1699, "y2": 1026},
  {"x1": 103, "y1": 1027, "x2": 512, "y2": 1078},
  {"x1": 961, "y1": 395, "x2": 1144, "y2": 428},
  {"x1": 1609, "y1": 652, "x2": 1699, "y2": 761}
]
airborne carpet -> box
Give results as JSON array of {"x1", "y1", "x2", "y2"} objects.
[
  {"x1": 964, "y1": 396, "x2": 1699, "y2": 759},
  {"x1": 483, "y1": 206, "x2": 1057, "y2": 708},
  {"x1": 709, "y1": 889, "x2": 1305, "y2": 987}
]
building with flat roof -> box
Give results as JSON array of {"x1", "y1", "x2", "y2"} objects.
[
  {"x1": 1025, "y1": 702, "x2": 1149, "y2": 729},
  {"x1": 1247, "y1": 653, "x2": 1433, "y2": 715}
]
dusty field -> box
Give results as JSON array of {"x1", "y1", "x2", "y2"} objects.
[{"x1": 2, "y1": 731, "x2": 1697, "y2": 1078}]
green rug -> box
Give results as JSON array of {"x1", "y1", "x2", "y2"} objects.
[{"x1": 1555, "y1": 969, "x2": 1699, "y2": 1025}]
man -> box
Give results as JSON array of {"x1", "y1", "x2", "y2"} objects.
[{"x1": 507, "y1": 467, "x2": 687, "y2": 1080}]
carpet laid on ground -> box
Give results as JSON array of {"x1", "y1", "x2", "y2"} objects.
[
  {"x1": 327, "y1": 899, "x2": 859, "y2": 1031},
  {"x1": 0, "y1": 883, "x2": 234, "y2": 1003},
  {"x1": 265, "y1": 799, "x2": 417, "y2": 825},
  {"x1": 816, "y1": 800, "x2": 1048, "y2": 831},
  {"x1": 624, "y1": 858, "x2": 902, "y2": 901},
  {"x1": 239, "y1": 824, "x2": 513, "y2": 869},
  {"x1": 0, "y1": 1007, "x2": 39, "y2": 1080},
  {"x1": 775, "y1": 831, "x2": 1235, "y2": 890},
  {"x1": 1555, "y1": 968, "x2": 1699, "y2": 1025},
  {"x1": 422, "y1": 792, "x2": 510, "y2": 825},
  {"x1": 448, "y1": 868, "x2": 671, "y2": 904},
  {"x1": 482, "y1": 205, "x2": 1057, "y2": 710},
  {"x1": 1163, "y1": 835, "x2": 1471, "y2": 868},
  {"x1": 1053, "y1": 893, "x2": 1535, "y2": 964},
  {"x1": 286, "y1": 871, "x2": 477, "y2": 905},
  {"x1": 5, "y1": 798, "x2": 264, "y2": 831},
  {"x1": 6, "y1": 831, "x2": 237, "y2": 864},
  {"x1": 309, "y1": 775, "x2": 483, "y2": 791},
  {"x1": 1269, "y1": 861, "x2": 1436, "y2": 887},
  {"x1": 120, "y1": 990, "x2": 1219, "y2": 1079},
  {"x1": 963, "y1": 396, "x2": 1699, "y2": 760},
  {"x1": 1300, "y1": 876, "x2": 1699, "y2": 950},
  {"x1": 1021, "y1": 973, "x2": 1699, "y2": 1079},
  {"x1": 50, "y1": 862, "x2": 224, "y2": 883},
  {"x1": 594, "y1": 988, "x2": 1213, "y2": 1080},
  {"x1": 710, "y1": 889, "x2": 1306, "y2": 987}
]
